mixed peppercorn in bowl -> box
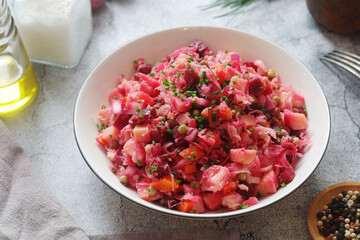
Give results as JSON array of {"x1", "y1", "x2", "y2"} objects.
[{"x1": 74, "y1": 27, "x2": 330, "y2": 218}]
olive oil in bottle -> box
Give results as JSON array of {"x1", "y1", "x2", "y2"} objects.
[
  {"x1": 0, "y1": 55, "x2": 38, "y2": 115},
  {"x1": 0, "y1": 0, "x2": 38, "y2": 116}
]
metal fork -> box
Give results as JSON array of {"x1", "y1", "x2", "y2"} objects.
[{"x1": 321, "y1": 50, "x2": 360, "y2": 79}]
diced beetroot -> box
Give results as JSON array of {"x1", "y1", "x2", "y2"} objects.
[
  {"x1": 184, "y1": 69, "x2": 198, "y2": 87},
  {"x1": 203, "y1": 192, "x2": 223, "y2": 210},
  {"x1": 123, "y1": 139, "x2": 146, "y2": 165},
  {"x1": 133, "y1": 125, "x2": 151, "y2": 143},
  {"x1": 200, "y1": 165, "x2": 231, "y2": 192},
  {"x1": 222, "y1": 192, "x2": 244, "y2": 210},
  {"x1": 113, "y1": 112, "x2": 130, "y2": 130},
  {"x1": 189, "y1": 40, "x2": 209, "y2": 58},
  {"x1": 230, "y1": 148, "x2": 257, "y2": 165},
  {"x1": 284, "y1": 109, "x2": 308, "y2": 130},
  {"x1": 254, "y1": 169, "x2": 278, "y2": 197},
  {"x1": 137, "y1": 64, "x2": 152, "y2": 74},
  {"x1": 242, "y1": 197, "x2": 259, "y2": 207},
  {"x1": 188, "y1": 119, "x2": 197, "y2": 128},
  {"x1": 243, "y1": 61, "x2": 257, "y2": 69},
  {"x1": 248, "y1": 77, "x2": 265, "y2": 96}
]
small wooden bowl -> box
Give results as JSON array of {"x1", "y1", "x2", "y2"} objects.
[{"x1": 307, "y1": 182, "x2": 360, "y2": 240}]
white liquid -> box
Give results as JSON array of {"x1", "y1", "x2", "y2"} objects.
[{"x1": 12, "y1": 0, "x2": 92, "y2": 67}]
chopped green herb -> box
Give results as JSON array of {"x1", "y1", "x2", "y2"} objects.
[
  {"x1": 139, "y1": 114, "x2": 145, "y2": 119},
  {"x1": 281, "y1": 183, "x2": 287, "y2": 188},
  {"x1": 171, "y1": 172, "x2": 176, "y2": 177},
  {"x1": 112, "y1": 168, "x2": 116, "y2": 173},
  {"x1": 137, "y1": 159, "x2": 141, "y2": 165},
  {"x1": 166, "y1": 129, "x2": 173, "y2": 134},
  {"x1": 109, "y1": 135, "x2": 112, "y2": 138},
  {"x1": 147, "y1": 168, "x2": 152, "y2": 175},
  {"x1": 138, "y1": 176, "x2": 142, "y2": 181},
  {"x1": 249, "y1": 128, "x2": 253, "y2": 132},
  {"x1": 239, "y1": 204, "x2": 248, "y2": 209},
  {"x1": 112, "y1": 96, "x2": 117, "y2": 99},
  {"x1": 101, "y1": 105, "x2": 106, "y2": 109},
  {"x1": 191, "y1": 192, "x2": 195, "y2": 196},
  {"x1": 190, "y1": 210, "x2": 196, "y2": 213},
  {"x1": 161, "y1": 71, "x2": 166, "y2": 75},
  {"x1": 156, "y1": 126, "x2": 161, "y2": 130},
  {"x1": 259, "y1": 86, "x2": 264, "y2": 89},
  {"x1": 204, "y1": 164, "x2": 209, "y2": 169},
  {"x1": 245, "y1": 71, "x2": 249, "y2": 74},
  {"x1": 212, "y1": 111, "x2": 216, "y2": 122},
  {"x1": 136, "y1": 106, "x2": 141, "y2": 112},
  {"x1": 149, "y1": 73, "x2": 155, "y2": 76},
  {"x1": 152, "y1": 166, "x2": 158, "y2": 171},
  {"x1": 176, "y1": 180, "x2": 182, "y2": 183},
  {"x1": 136, "y1": 100, "x2": 142, "y2": 103},
  {"x1": 133, "y1": 60, "x2": 138, "y2": 64},
  {"x1": 170, "y1": 64, "x2": 175, "y2": 68},
  {"x1": 152, "y1": 140, "x2": 156, "y2": 145},
  {"x1": 224, "y1": 50, "x2": 228, "y2": 54},
  {"x1": 206, "y1": 134, "x2": 210, "y2": 138},
  {"x1": 163, "y1": 79, "x2": 170, "y2": 86},
  {"x1": 186, "y1": 156, "x2": 191, "y2": 159}
]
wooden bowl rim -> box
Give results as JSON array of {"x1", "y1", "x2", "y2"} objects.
[{"x1": 307, "y1": 182, "x2": 360, "y2": 240}]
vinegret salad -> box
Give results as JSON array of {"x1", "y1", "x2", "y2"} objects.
[{"x1": 96, "y1": 41, "x2": 310, "y2": 214}]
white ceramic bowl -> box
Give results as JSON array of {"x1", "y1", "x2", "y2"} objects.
[{"x1": 74, "y1": 26, "x2": 330, "y2": 218}]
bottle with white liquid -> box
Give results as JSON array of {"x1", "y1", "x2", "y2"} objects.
[{"x1": 11, "y1": 0, "x2": 92, "y2": 68}]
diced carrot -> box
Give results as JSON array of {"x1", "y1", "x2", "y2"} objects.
[
  {"x1": 179, "y1": 145, "x2": 205, "y2": 161},
  {"x1": 206, "y1": 131, "x2": 221, "y2": 147},
  {"x1": 222, "y1": 181, "x2": 237, "y2": 195},
  {"x1": 150, "y1": 175, "x2": 179, "y2": 193},
  {"x1": 137, "y1": 93, "x2": 154, "y2": 106},
  {"x1": 262, "y1": 121, "x2": 270, "y2": 128},
  {"x1": 178, "y1": 199, "x2": 194, "y2": 213},
  {"x1": 183, "y1": 163, "x2": 197, "y2": 174}
]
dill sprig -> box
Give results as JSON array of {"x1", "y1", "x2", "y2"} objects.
[{"x1": 202, "y1": 0, "x2": 259, "y2": 18}]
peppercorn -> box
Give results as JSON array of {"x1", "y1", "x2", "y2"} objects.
[
  {"x1": 336, "y1": 232, "x2": 344, "y2": 240},
  {"x1": 318, "y1": 212, "x2": 325, "y2": 218}
]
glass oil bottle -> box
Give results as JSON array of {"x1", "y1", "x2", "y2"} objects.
[{"x1": 0, "y1": 0, "x2": 38, "y2": 116}]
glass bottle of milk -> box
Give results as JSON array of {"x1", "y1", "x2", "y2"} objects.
[{"x1": 10, "y1": 0, "x2": 92, "y2": 68}]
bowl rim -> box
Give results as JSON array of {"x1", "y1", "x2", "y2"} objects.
[{"x1": 73, "y1": 26, "x2": 331, "y2": 219}]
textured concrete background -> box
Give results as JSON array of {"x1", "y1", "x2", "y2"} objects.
[{"x1": 2, "y1": 0, "x2": 360, "y2": 239}]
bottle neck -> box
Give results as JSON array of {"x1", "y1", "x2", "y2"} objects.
[{"x1": 0, "y1": 0, "x2": 15, "y2": 47}]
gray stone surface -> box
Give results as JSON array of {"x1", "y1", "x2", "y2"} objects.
[{"x1": 2, "y1": 0, "x2": 360, "y2": 239}]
